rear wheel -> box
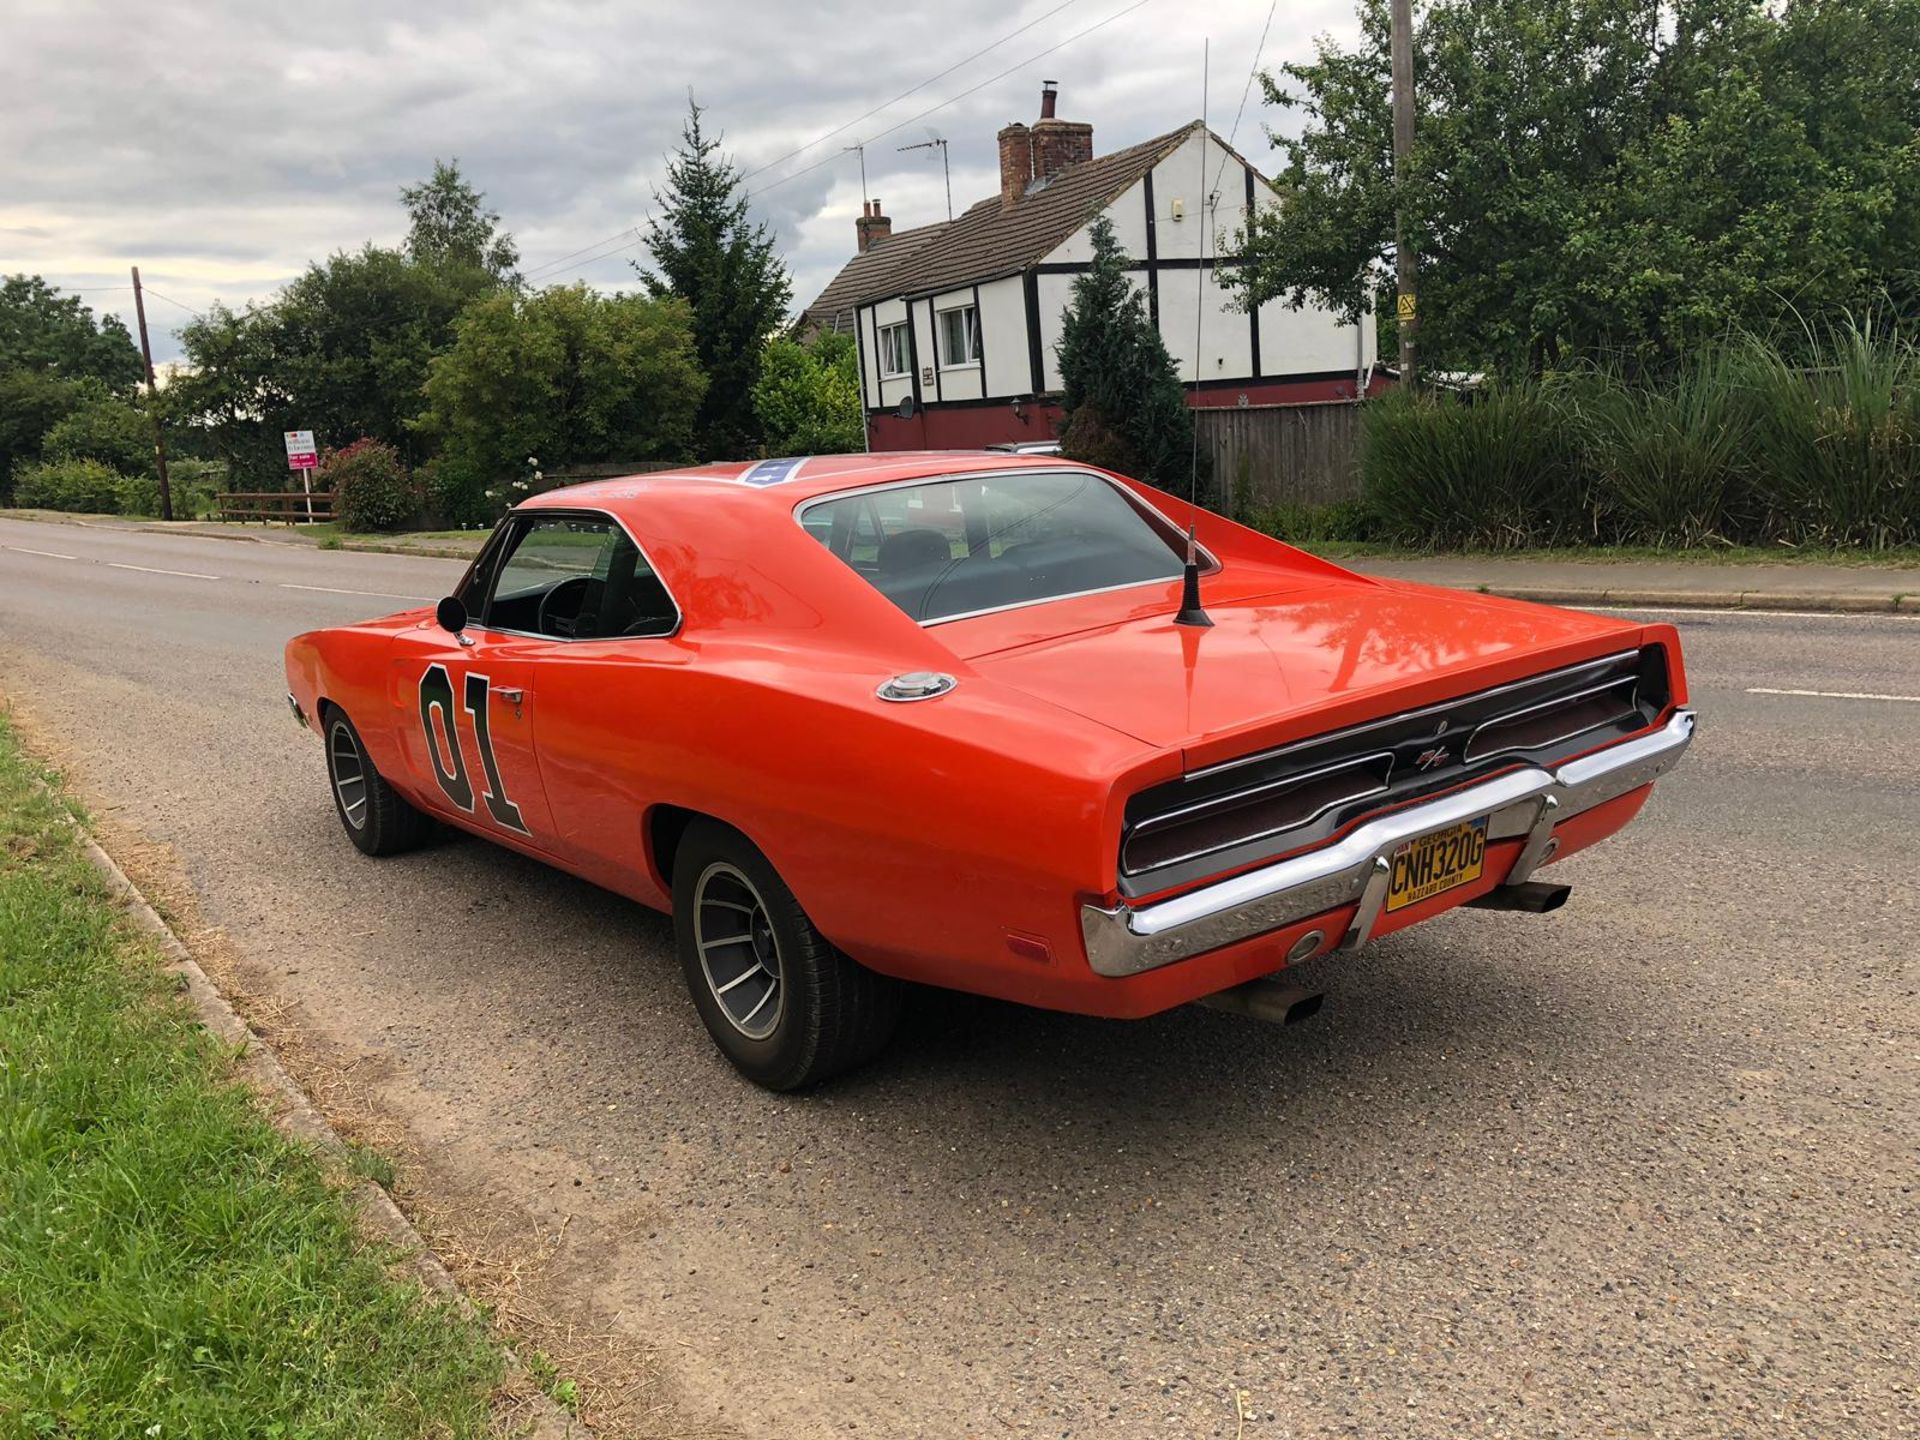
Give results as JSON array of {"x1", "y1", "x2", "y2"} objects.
[
  {"x1": 672, "y1": 820, "x2": 901, "y2": 1090},
  {"x1": 324, "y1": 708, "x2": 432, "y2": 856}
]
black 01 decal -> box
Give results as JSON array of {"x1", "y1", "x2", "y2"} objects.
[
  {"x1": 416, "y1": 663, "x2": 528, "y2": 834},
  {"x1": 462, "y1": 672, "x2": 528, "y2": 833},
  {"x1": 418, "y1": 663, "x2": 474, "y2": 811}
]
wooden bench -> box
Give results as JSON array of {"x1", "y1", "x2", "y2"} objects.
[{"x1": 215, "y1": 491, "x2": 337, "y2": 524}]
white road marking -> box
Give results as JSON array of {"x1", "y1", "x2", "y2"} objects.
[
  {"x1": 1747, "y1": 686, "x2": 1920, "y2": 704},
  {"x1": 1596, "y1": 605, "x2": 1920, "y2": 621},
  {"x1": 4, "y1": 544, "x2": 79, "y2": 560},
  {"x1": 106, "y1": 562, "x2": 220, "y2": 580},
  {"x1": 279, "y1": 583, "x2": 434, "y2": 601}
]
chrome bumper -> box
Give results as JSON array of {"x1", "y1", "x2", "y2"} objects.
[{"x1": 1081, "y1": 709, "x2": 1696, "y2": 978}]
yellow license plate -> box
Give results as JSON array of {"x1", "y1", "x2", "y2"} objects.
[{"x1": 1385, "y1": 819, "x2": 1489, "y2": 913}]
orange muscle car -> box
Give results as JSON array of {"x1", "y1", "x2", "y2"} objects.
[{"x1": 285, "y1": 454, "x2": 1694, "y2": 1089}]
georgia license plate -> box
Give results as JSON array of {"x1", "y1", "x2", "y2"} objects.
[{"x1": 1385, "y1": 818, "x2": 1489, "y2": 913}]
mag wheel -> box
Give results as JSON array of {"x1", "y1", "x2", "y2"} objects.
[
  {"x1": 672, "y1": 820, "x2": 901, "y2": 1091},
  {"x1": 323, "y1": 709, "x2": 432, "y2": 857}
]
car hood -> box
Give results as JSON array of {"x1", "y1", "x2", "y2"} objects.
[{"x1": 965, "y1": 580, "x2": 1643, "y2": 767}]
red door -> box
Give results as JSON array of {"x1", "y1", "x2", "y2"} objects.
[{"x1": 388, "y1": 624, "x2": 556, "y2": 849}]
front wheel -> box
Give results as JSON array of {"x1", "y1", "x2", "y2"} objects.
[
  {"x1": 672, "y1": 820, "x2": 901, "y2": 1091},
  {"x1": 324, "y1": 709, "x2": 433, "y2": 856}
]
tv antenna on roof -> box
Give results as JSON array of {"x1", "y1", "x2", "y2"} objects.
[
  {"x1": 897, "y1": 134, "x2": 952, "y2": 221},
  {"x1": 843, "y1": 144, "x2": 869, "y2": 210}
]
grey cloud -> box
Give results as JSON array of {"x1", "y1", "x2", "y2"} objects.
[{"x1": 2, "y1": 0, "x2": 1358, "y2": 361}]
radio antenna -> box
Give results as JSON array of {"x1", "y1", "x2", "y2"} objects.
[{"x1": 1175, "y1": 38, "x2": 1214, "y2": 629}]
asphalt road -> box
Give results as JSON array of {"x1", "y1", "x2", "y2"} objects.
[{"x1": 2, "y1": 513, "x2": 1916, "y2": 1438}]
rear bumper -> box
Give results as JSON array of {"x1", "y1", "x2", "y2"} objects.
[{"x1": 1081, "y1": 708, "x2": 1695, "y2": 978}]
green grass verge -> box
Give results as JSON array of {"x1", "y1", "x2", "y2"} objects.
[{"x1": 0, "y1": 715, "x2": 502, "y2": 1438}]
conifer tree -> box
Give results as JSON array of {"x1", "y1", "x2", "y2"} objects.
[
  {"x1": 1056, "y1": 215, "x2": 1202, "y2": 495},
  {"x1": 641, "y1": 97, "x2": 792, "y2": 459}
]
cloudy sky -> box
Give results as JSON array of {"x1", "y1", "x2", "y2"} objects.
[{"x1": 1, "y1": 0, "x2": 1362, "y2": 365}]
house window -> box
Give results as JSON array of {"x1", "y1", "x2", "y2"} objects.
[
  {"x1": 876, "y1": 322, "x2": 911, "y2": 378},
  {"x1": 937, "y1": 305, "x2": 980, "y2": 367}
]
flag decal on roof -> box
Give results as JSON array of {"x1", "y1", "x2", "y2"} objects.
[{"x1": 740, "y1": 457, "x2": 809, "y2": 487}]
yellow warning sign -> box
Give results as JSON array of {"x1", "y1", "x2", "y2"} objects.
[{"x1": 1397, "y1": 293, "x2": 1418, "y2": 321}]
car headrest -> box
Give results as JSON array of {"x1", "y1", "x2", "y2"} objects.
[{"x1": 877, "y1": 527, "x2": 951, "y2": 575}]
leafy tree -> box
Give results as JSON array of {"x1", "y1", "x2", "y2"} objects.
[
  {"x1": 401, "y1": 158, "x2": 520, "y2": 283},
  {"x1": 640, "y1": 98, "x2": 792, "y2": 459},
  {"x1": 0, "y1": 275, "x2": 143, "y2": 389},
  {"x1": 416, "y1": 285, "x2": 707, "y2": 525},
  {"x1": 1056, "y1": 216, "x2": 1201, "y2": 492},
  {"x1": 164, "y1": 301, "x2": 292, "y2": 483},
  {"x1": 168, "y1": 161, "x2": 518, "y2": 483},
  {"x1": 0, "y1": 276, "x2": 145, "y2": 500},
  {"x1": 1230, "y1": 0, "x2": 1920, "y2": 376},
  {"x1": 752, "y1": 332, "x2": 863, "y2": 454}
]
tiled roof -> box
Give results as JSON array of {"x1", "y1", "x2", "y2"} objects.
[
  {"x1": 795, "y1": 221, "x2": 949, "y2": 335},
  {"x1": 796, "y1": 121, "x2": 1199, "y2": 326}
]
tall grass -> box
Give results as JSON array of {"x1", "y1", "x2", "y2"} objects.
[
  {"x1": 1741, "y1": 318, "x2": 1920, "y2": 548},
  {"x1": 1361, "y1": 383, "x2": 1595, "y2": 548},
  {"x1": 1357, "y1": 317, "x2": 1920, "y2": 551}
]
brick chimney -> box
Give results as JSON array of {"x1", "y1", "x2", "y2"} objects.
[
  {"x1": 1030, "y1": 80, "x2": 1093, "y2": 184},
  {"x1": 997, "y1": 123, "x2": 1032, "y2": 211},
  {"x1": 855, "y1": 198, "x2": 892, "y2": 253},
  {"x1": 999, "y1": 83, "x2": 1092, "y2": 210}
]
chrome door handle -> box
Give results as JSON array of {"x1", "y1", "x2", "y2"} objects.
[{"x1": 490, "y1": 686, "x2": 524, "y2": 702}]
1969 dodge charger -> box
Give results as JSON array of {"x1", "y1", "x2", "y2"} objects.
[{"x1": 285, "y1": 453, "x2": 1695, "y2": 1089}]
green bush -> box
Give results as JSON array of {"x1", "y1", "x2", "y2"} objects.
[
  {"x1": 42, "y1": 391, "x2": 152, "y2": 477},
  {"x1": 1360, "y1": 383, "x2": 1595, "y2": 548},
  {"x1": 322, "y1": 437, "x2": 417, "y2": 532},
  {"x1": 166, "y1": 458, "x2": 227, "y2": 520},
  {"x1": 1250, "y1": 499, "x2": 1377, "y2": 543},
  {"x1": 11, "y1": 457, "x2": 125, "y2": 513}
]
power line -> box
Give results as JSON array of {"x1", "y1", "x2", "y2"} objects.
[
  {"x1": 1209, "y1": 0, "x2": 1279, "y2": 205},
  {"x1": 521, "y1": 225, "x2": 644, "y2": 284},
  {"x1": 140, "y1": 287, "x2": 203, "y2": 316},
  {"x1": 749, "y1": 0, "x2": 1156, "y2": 201},
  {"x1": 520, "y1": 0, "x2": 1090, "y2": 283},
  {"x1": 736, "y1": 0, "x2": 1085, "y2": 186}
]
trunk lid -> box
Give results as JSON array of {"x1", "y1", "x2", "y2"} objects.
[{"x1": 964, "y1": 579, "x2": 1643, "y2": 769}]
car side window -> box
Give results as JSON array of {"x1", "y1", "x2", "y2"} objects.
[{"x1": 479, "y1": 514, "x2": 678, "y2": 640}]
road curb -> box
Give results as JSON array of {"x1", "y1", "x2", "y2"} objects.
[
  {"x1": 69, "y1": 810, "x2": 588, "y2": 1439},
  {"x1": 1473, "y1": 585, "x2": 1920, "y2": 614}
]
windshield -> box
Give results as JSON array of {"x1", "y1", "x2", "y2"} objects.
[{"x1": 801, "y1": 469, "x2": 1188, "y2": 623}]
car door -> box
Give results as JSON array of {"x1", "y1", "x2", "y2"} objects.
[{"x1": 386, "y1": 511, "x2": 628, "y2": 850}]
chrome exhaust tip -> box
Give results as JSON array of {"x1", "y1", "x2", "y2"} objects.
[{"x1": 1197, "y1": 976, "x2": 1324, "y2": 1026}]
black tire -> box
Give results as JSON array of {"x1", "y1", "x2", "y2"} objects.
[
  {"x1": 323, "y1": 708, "x2": 433, "y2": 857},
  {"x1": 673, "y1": 820, "x2": 902, "y2": 1091}
]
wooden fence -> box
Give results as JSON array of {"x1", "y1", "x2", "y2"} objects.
[{"x1": 1196, "y1": 400, "x2": 1365, "y2": 511}]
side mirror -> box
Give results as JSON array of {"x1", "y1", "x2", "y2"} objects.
[{"x1": 435, "y1": 595, "x2": 468, "y2": 634}]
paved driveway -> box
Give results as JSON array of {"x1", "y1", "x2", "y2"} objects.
[{"x1": 2, "y1": 514, "x2": 1915, "y2": 1437}]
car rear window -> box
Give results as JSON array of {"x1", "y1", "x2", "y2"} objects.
[{"x1": 800, "y1": 470, "x2": 1188, "y2": 623}]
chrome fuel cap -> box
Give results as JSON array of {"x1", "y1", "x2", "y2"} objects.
[{"x1": 876, "y1": 671, "x2": 957, "y2": 702}]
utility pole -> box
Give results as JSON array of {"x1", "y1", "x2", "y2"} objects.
[
  {"x1": 1390, "y1": 0, "x2": 1418, "y2": 385},
  {"x1": 129, "y1": 266, "x2": 175, "y2": 521}
]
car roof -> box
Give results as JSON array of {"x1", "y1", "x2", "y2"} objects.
[{"x1": 519, "y1": 452, "x2": 1073, "y2": 513}]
